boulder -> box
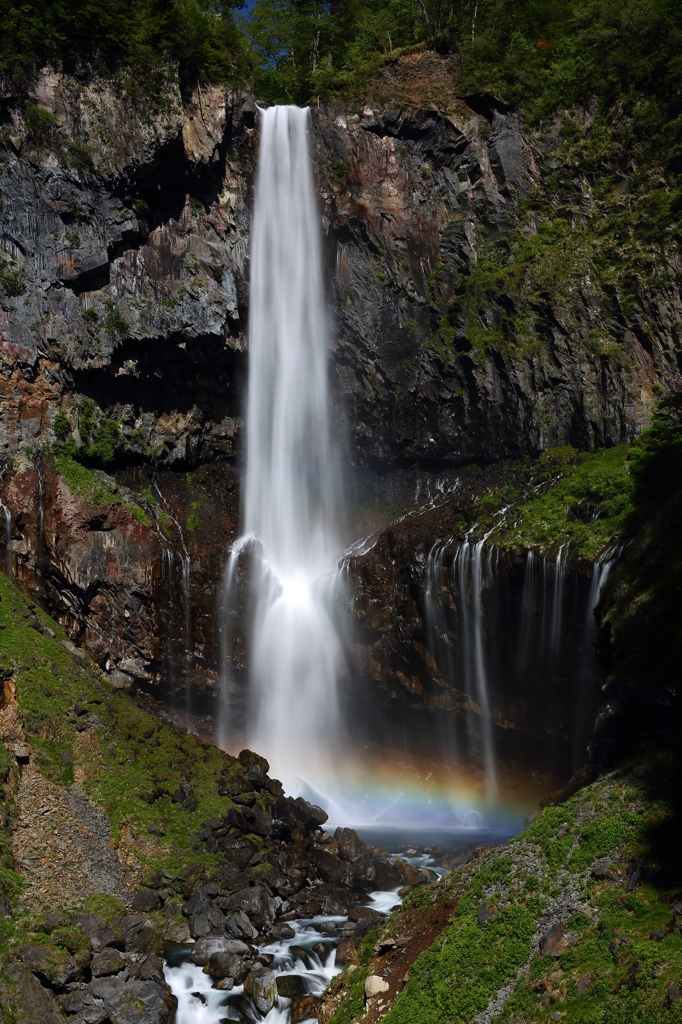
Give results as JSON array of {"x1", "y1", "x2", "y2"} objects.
[
  {"x1": 311, "y1": 847, "x2": 351, "y2": 885},
  {"x1": 188, "y1": 913, "x2": 211, "y2": 939},
  {"x1": 271, "y1": 922, "x2": 296, "y2": 940},
  {"x1": 132, "y1": 889, "x2": 163, "y2": 913},
  {"x1": 163, "y1": 921, "x2": 191, "y2": 944},
  {"x1": 370, "y1": 858, "x2": 401, "y2": 891},
  {"x1": 591, "y1": 864, "x2": 620, "y2": 881},
  {"x1": 72, "y1": 913, "x2": 124, "y2": 951},
  {"x1": 5, "y1": 962, "x2": 67, "y2": 1024},
  {"x1": 334, "y1": 827, "x2": 369, "y2": 866},
  {"x1": 59, "y1": 987, "x2": 107, "y2": 1021},
  {"x1": 225, "y1": 910, "x2": 259, "y2": 940},
  {"x1": 365, "y1": 975, "x2": 390, "y2": 998},
  {"x1": 335, "y1": 937, "x2": 356, "y2": 964},
  {"x1": 90, "y1": 948, "x2": 127, "y2": 977},
  {"x1": 276, "y1": 973, "x2": 308, "y2": 998},
  {"x1": 478, "y1": 904, "x2": 497, "y2": 925},
  {"x1": 222, "y1": 884, "x2": 277, "y2": 932},
  {"x1": 203, "y1": 951, "x2": 246, "y2": 980},
  {"x1": 95, "y1": 977, "x2": 176, "y2": 1024},
  {"x1": 19, "y1": 942, "x2": 80, "y2": 986},
  {"x1": 238, "y1": 748, "x2": 270, "y2": 774},
  {"x1": 182, "y1": 891, "x2": 213, "y2": 918},
  {"x1": 292, "y1": 994, "x2": 321, "y2": 1023},
  {"x1": 311, "y1": 941, "x2": 330, "y2": 964},
  {"x1": 539, "y1": 922, "x2": 569, "y2": 957},
  {"x1": 120, "y1": 914, "x2": 148, "y2": 943},
  {"x1": 392, "y1": 857, "x2": 428, "y2": 887},
  {"x1": 40, "y1": 913, "x2": 70, "y2": 934},
  {"x1": 190, "y1": 937, "x2": 251, "y2": 965},
  {"x1": 244, "y1": 967, "x2": 278, "y2": 1014}
]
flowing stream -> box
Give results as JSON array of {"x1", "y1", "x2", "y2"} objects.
[
  {"x1": 222, "y1": 105, "x2": 343, "y2": 786},
  {"x1": 165, "y1": 917, "x2": 342, "y2": 1024}
]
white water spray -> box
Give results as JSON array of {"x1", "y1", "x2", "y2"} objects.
[{"x1": 225, "y1": 105, "x2": 343, "y2": 783}]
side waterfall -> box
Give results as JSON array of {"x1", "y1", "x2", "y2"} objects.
[
  {"x1": 222, "y1": 106, "x2": 342, "y2": 784},
  {"x1": 425, "y1": 543, "x2": 613, "y2": 780},
  {"x1": 0, "y1": 465, "x2": 11, "y2": 578}
]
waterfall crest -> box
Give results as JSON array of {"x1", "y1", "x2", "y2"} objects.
[{"x1": 224, "y1": 105, "x2": 343, "y2": 783}]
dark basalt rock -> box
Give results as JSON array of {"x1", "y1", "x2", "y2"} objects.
[
  {"x1": 90, "y1": 947, "x2": 127, "y2": 977},
  {"x1": 71, "y1": 913, "x2": 124, "y2": 951}
]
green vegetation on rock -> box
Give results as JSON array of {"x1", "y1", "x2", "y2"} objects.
[
  {"x1": 0, "y1": 0, "x2": 247, "y2": 89},
  {"x1": 329, "y1": 757, "x2": 682, "y2": 1024},
  {"x1": 491, "y1": 445, "x2": 634, "y2": 560},
  {"x1": 596, "y1": 393, "x2": 682, "y2": 714},
  {"x1": 0, "y1": 571, "x2": 253, "y2": 882}
]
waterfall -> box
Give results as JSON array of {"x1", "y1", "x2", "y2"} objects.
[
  {"x1": 571, "y1": 552, "x2": 615, "y2": 767},
  {"x1": 517, "y1": 549, "x2": 536, "y2": 673},
  {"x1": 223, "y1": 105, "x2": 343, "y2": 784},
  {"x1": 454, "y1": 539, "x2": 497, "y2": 799},
  {"x1": 550, "y1": 543, "x2": 568, "y2": 652},
  {"x1": 423, "y1": 540, "x2": 612, "y2": 785},
  {"x1": 160, "y1": 548, "x2": 179, "y2": 705},
  {"x1": 0, "y1": 466, "x2": 12, "y2": 578},
  {"x1": 181, "y1": 554, "x2": 192, "y2": 725}
]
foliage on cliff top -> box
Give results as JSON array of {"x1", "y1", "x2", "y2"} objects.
[
  {"x1": 245, "y1": 0, "x2": 681, "y2": 154},
  {"x1": 0, "y1": 570, "x2": 256, "y2": 888},
  {"x1": 0, "y1": 0, "x2": 248, "y2": 89},
  {"x1": 328, "y1": 757, "x2": 682, "y2": 1024}
]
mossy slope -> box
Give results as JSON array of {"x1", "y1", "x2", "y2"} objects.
[
  {"x1": 445, "y1": 444, "x2": 634, "y2": 561},
  {"x1": 0, "y1": 570, "x2": 250, "y2": 883},
  {"x1": 327, "y1": 758, "x2": 682, "y2": 1024}
]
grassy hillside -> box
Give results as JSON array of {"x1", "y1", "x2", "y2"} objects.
[
  {"x1": 326, "y1": 756, "x2": 682, "y2": 1024},
  {"x1": 0, "y1": 569, "x2": 250, "y2": 891}
]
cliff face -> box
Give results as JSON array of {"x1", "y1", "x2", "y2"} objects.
[
  {"x1": 314, "y1": 51, "x2": 681, "y2": 466},
  {"x1": 0, "y1": 52, "x2": 679, "y2": 754}
]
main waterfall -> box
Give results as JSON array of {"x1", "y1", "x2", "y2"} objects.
[{"x1": 223, "y1": 105, "x2": 343, "y2": 785}]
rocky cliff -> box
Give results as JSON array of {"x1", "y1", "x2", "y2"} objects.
[{"x1": 0, "y1": 49, "x2": 680, "y2": 762}]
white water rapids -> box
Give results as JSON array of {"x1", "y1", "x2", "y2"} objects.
[
  {"x1": 223, "y1": 105, "x2": 343, "y2": 785},
  {"x1": 166, "y1": 916, "x2": 341, "y2": 1024}
]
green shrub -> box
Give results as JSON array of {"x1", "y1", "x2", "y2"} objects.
[
  {"x1": 24, "y1": 103, "x2": 61, "y2": 144},
  {"x1": 0, "y1": 257, "x2": 26, "y2": 297},
  {"x1": 103, "y1": 300, "x2": 127, "y2": 337},
  {"x1": 0, "y1": 0, "x2": 248, "y2": 90}
]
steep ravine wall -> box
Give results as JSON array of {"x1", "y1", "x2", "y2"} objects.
[{"x1": 0, "y1": 51, "x2": 680, "y2": 764}]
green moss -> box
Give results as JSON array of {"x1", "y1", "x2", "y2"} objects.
[
  {"x1": 350, "y1": 759, "x2": 682, "y2": 1024},
  {"x1": 473, "y1": 445, "x2": 634, "y2": 559},
  {"x1": 81, "y1": 894, "x2": 127, "y2": 923},
  {"x1": 52, "y1": 453, "x2": 116, "y2": 508},
  {"x1": 0, "y1": 571, "x2": 247, "y2": 879},
  {"x1": 568, "y1": 815, "x2": 630, "y2": 872},
  {"x1": 383, "y1": 903, "x2": 535, "y2": 1024}
]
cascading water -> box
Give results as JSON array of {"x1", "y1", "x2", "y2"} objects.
[
  {"x1": 424, "y1": 541, "x2": 614, "y2": 783},
  {"x1": 222, "y1": 105, "x2": 343, "y2": 786},
  {"x1": 454, "y1": 538, "x2": 498, "y2": 799},
  {"x1": 0, "y1": 466, "x2": 11, "y2": 578}
]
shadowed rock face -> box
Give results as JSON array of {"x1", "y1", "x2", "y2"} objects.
[{"x1": 0, "y1": 52, "x2": 679, "y2": 750}]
